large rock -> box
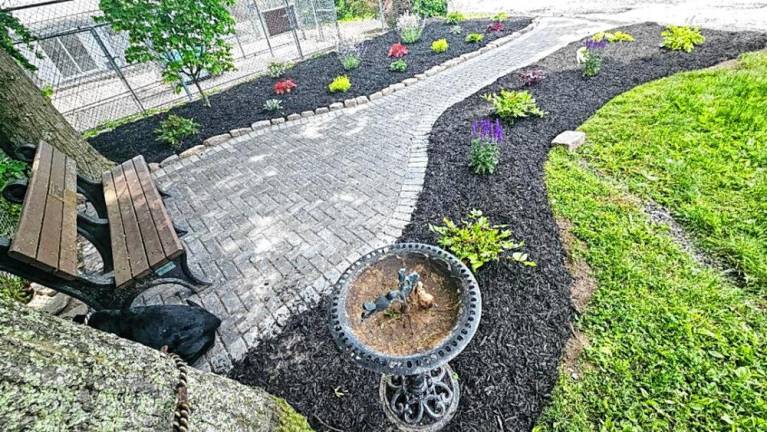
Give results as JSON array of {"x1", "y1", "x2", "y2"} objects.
[
  {"x1": 552, "y1": 130, "x2": 587, "y2": 151},
  {"x1": 0, "y1": 297, "x2": 311, "y2": 431}
]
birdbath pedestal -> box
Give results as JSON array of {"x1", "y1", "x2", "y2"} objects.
[{"x1": 328, "y1": 243, "x2": 481, "y2": 431}]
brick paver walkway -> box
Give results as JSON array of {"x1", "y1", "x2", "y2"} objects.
[{"x1": 149, "y1": 16, "x2": 612, "y2": 371}]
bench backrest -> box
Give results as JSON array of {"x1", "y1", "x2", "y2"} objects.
[{"x1": 9, "y1": 142, "x2": 78, "y2": 279}]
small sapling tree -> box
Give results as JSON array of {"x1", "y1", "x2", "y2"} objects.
[{"x1": 97, "y1": 0, "x2": 237, "y2": 107}]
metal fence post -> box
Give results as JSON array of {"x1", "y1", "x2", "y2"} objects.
[
  {"x1": 89, "y1": 27, "x2": 146, "y2": 114},
  {"x1": 283, "y1": 0, "x2": 304, "y2": 59},
  {"x1": 379, "y1": 0, "x2": 386, "y2": 31},
  {"x1": 308, "y1": 0, "x2": 324, "y2": 41},
  {"x1": 251, "y1": 0, "x2": 274, "y2": 57}
]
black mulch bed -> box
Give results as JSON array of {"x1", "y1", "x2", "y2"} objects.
[
  {"x1": 89, "y1": 18, "x2": 531, "y2": 164},
  {"x1": 229, "y1": 23, "x2": 767, "y2": 431}
]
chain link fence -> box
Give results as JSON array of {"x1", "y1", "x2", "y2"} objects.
[{"x1": 7, "y1": 0, "x2": 384, "y2": 132}]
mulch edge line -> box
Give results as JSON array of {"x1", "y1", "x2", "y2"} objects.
[{"x1": 150, "y1": 18, "x2": 542, "y2": 175}]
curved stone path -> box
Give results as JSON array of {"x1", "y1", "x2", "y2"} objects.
[{"x1": 149, "y1": 16, "x2": 612, "y2": 371}]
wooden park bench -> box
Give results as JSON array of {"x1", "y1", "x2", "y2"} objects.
[{"x1": 0, "y1": 142, "x2": 209, "y2": 310}]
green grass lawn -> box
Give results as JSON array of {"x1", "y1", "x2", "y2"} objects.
[
  {"x1": 536, "y1": 53, "x2": 767, "y2": 431},
  {"x1": 577, "y1": 52, "x2": 767, "y2": 291}
]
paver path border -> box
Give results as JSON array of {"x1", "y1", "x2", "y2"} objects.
[{"x1": 149, "y1": 16, "x2": 614, "y2": 372}]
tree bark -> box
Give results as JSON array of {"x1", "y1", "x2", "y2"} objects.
[
  {"x1": 0, "y1": 297, "x2": 312, "y2": 431},
  {"x1": 0, "y1": 47, "x2": 113, "y2": 180}
]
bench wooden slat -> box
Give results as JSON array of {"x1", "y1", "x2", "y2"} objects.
[
  {"x1": 36, "y1": 149, "x2": 66, "y2": 272},
  {"x1": 103, "y1": 171, "x2": 133, "y2": 288},
  {"x1": 122, "y1": 159, "x2": 166, "y2": 269},
  {"x1": 112, "y1": 165, "x2": 151, "y2": 284},
  {"x1": 133, "y1": 156, "x2": 183, "y2": 260},
  {"x1": 9, "y1": 143, "x2": 53, "y2": 265},
  {"x1": 57, "y1": 157, "x2": 78, "y2": 279}
]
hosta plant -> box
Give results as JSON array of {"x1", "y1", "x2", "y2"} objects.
[
  {"x1": 431, "y1": 38, "x2": 449, "y2": 53},
  {"x1": 465, "y1": 32, "x2": 484, "y2": 43},
  {"x1": 274, "y1": 79, "x2": 297, "y2": 94},
  {"x1": 444, "y1": 11, "x2": 465, "y2": 25},
  {"x1": 482, "y1": 89, "x2": 544, "y2": 123},
  {"x1": 592, "y1": 31, "x2": 634, "y2": 43},
  {"x1": 388, "y1": 42, "x2": 409, "y2": 58},
  {"x1": 661, "y1": 25, "x2": 705, "y2": 52},
  {"x1": 266, "y1": 60, "x2": 293, "y2": 78},
  {"x1": 263, "y1": 98, "x2": 283, "y2": 112},
  {"x1": 469, "y1": 118, "x2": 504, "y2": 175},
  {"x1": 397, "y1": 11, "x2": 424, "y2": 44},
  {"x1": 328, "y1": 75, "x2": 351, "y2": 93},
  {"x1": 429, "y1": 210, "x2": 536, "y2": 271},
  {"x1": 389, "y1": 59, "x2": 408, "y2": 72},
  {"x1": 519, "y1": 68, "x2": 545, "y2": 86},
  {"x1": 155, "y1": 115, "x2": 199, "y2": 150}
]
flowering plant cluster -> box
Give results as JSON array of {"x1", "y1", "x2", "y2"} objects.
[
  {"x1": 469, "y1": 118, "x2": 504, "y2": 175},
  {"x1": 397, "y1": 11, "x2": 424, "y2": 44},
  {"x1": 274, "y1": 79, "x2": 297, "y2": 94},
  {"x1": 388, "y1": 42, "x2": 409, "y2": 58},
  {"x1": 585, "y1": 39, "x2": 608, "y2": 51},
  {"x1": 471, "y1": 118, "x2": 505, "y2": 144},
  {"x1": 519, "y1": 69, "x2": 545, "y2": 86}
]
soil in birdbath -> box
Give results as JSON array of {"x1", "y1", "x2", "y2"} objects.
[{"x1": 345, "y1": 254, "x2": 461, "y2": 356}]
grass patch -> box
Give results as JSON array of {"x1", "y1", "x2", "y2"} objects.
[
  {"x1": 577, "y1": 52, "x2": 767, "y2": 290},
  {"x1": 537, "y1": 148, "x2": 767, "y2": 431}
]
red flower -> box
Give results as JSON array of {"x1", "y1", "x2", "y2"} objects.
[
  {"x1": 274, "y1": 79, "x2": 297, "y2": 95},
  {"x1": 387, "y1": 43, "x2": 408, "y2": 58},
  {"x1": 486, "y1": 21, "x2": 504, "y2": 33}
]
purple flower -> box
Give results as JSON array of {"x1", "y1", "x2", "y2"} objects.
[
  {"x1": 585, "y1": 39, "x2": 607, "y2": 50},
  {"x1": 520, "y1": 68, "x2": 545, "y2": 86},
  {"x1": 471, "y1": 118, "x2": 505, "y2": 144}
]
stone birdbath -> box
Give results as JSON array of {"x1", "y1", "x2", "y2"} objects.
[{"x1": 328, "y1": 243, "x2": 481, "y2": 431}]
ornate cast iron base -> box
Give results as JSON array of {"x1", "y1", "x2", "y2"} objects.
[{"x1": 380, "y1": 364, "x2": 460, "y2": 431}]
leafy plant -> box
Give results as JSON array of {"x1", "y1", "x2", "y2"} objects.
[
  {"x1": 267, "y1": 60, "x2": 293, "y2": 78},
  {"x1": 450, "y1": 25, "x2": 463, "y2": 35},
  {"x1": 492, "y1": 11, "x2": 509, "y2": 22},
  {"x1": 430, "y1": 210, "x2": 535, "y2": 271},
  {"x1": 389, "y1": 59, "x2": 408, "y2": 72},
  {"x1": 274, "y1": 79, "x2": 297, "y2": 94},
  {"x1": 445, "y1": 11, "x2": 465, "y2": 25},
  {"x1": 154, "y1": 114, "x2": 200, "y2": 150},
  {"x1": 592, "y1": 31, "x2": 635, "y2": 43},
  {"x1": 40, "y1": 85, "x2": 54, "y2": 102},
  {"x1": 387, "y1": 42, "x2": 409, "y2": 58},
  {"x1": 328, "y1": 75, "x2": 352, "y2": 93},
  {"x1": 412, "y1": 0, "x2": 448, "y2": 17},
  {"x1": 97, "y1": 0, "x2": 237, "y2": 107},
  {"x1": 431, "y1": 38, "x2": 449, "y2": 53},
  {"x1": 1, "y1": 10, "x2": 41, "y2": 71},
  {"x1": 661, "y1": 25, "x2": 705, "y2": 52},
  {"x1": 263, "y1": 98, "x2": 283, "y2": 112},
  {"x1": 335, "y1": 0, "x2": 378, "y2": 21},
  {"x1": 337, "y1": 37, "x2": 364, "y2": 70},
  {"x1": 481, "y1": 90, "x2": 544, "y2": 123},
  {"x1": 469, "y1": 118, "x2": 504, "y2": 174},
  {"x1": 581, "y1": 51, "x2": 603, "y2": 77},
  {"x1": 340, "y1": 53, "x2": 361, "y2": 70},
  {"x1": 486, "y1": 21, "x2": 504, "y2": 33},
  {"x1": 397, "y1": 11, "x2": 424, "y2": 44},
  {"x1": 519, "y1": 69, "x2": 545, "y2": 86},
  {"x1": 465, "y1": 32, "x2": 484, "y2": 43}
]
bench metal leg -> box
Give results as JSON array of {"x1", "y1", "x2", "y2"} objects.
[
  {"x1": 177, "y1": 252, "x2": 211, "y2": 287},
  {"x1": 77, "y1": 214, "x2": 113, "y2": 273},
  {"x1": 173, "y1": 222, "x2": 188, "y2": 237},
  {"x1": 157, "y1": 184, "x2": 171, "y2": 198},
  {"x1": 77, "y1": 176, "x2": 108, "y2": 219}
]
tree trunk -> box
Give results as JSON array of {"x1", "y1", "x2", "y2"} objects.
[
  {"x1": 384, "y1": 0, "x2": 413, "y2": 29},
  {"x1": 0, "y1": 297, "x2": 312, "y2": 431},
  {"x1": 0, "y1": 47, "x2": 113, "y2": 180},
  {"x1": 192, "y1": 77, "x2": 211, "y2": 107}
]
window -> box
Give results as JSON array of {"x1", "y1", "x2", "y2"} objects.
[{"x1": 40, "y1": 33, "x2": 98, "y2": 79}]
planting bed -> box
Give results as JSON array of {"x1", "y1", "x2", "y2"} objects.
[
  {"x1": 229, "y1": 23, "x2": 766, "y2": 431},
  {"x1": 89, "y1": 18, "x2": 531, "y2": 163}
]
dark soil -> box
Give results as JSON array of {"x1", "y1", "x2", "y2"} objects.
[
  {"x1": 89, "y1": 18, "x2": 532, "y2": 164},
  {"x1": 229, "y1": 23, "x2": 767, "y2": 431}
]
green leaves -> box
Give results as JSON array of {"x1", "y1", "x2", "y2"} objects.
[
  {"x1": 469, "y1": 138, "x2": 499, "y2": 175},
  {"x1": 154, "y1": 114, "x2": 200, "y2": 150},
  {"x1": 1, "y1": 10, "x2": 40, "y2": 71},
  {"x1": 482, "y1": 89, "x2": 544, "y2": 123},
  {"x1": 661, "y1": 26, "x2": 705, "y2": 53},
  {"x1": 98, "y1": 0, "x2": 237, "y2": 104},
  {"x1": 328, "y1": 75, "x2": 351, "y2": 93},
  {"x1": 429, "y1": 209, "x2": 535, "y2": 271}
]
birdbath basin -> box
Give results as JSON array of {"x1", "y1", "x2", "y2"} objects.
[{"x1": 328, "y1": 243, "x2": 481, "y2": 431}]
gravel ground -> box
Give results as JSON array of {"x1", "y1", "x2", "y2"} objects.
[
  {"x1": 89, "y1": 18, "x2": 531, "y2": 164},
  {"x1": 229, "y1": 23, "x2": 767, "y2": 432}
]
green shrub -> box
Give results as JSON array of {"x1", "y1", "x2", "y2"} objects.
[
  {"x1": 606, "y1": 31, "x2": 634, "y2": 42},
  {"x1": 469, "y1": 139, "x2": 499, "y2": 174},
  {"x1": 450, "y1": 25, "x2": 462, "y2": 35},
  {"x1": 481, "y1": 89, "x2": 544, "y2": 123},
  {"x1": 335, "y1": 0, "x2": 378, "y2": 21},
  {"x1": 431, "y1": 38, "x2": 449, "y2": 53},
  {"x1": 341, "y1": 53, "x2": 361, "y2": 70},
  {"x1": 328, "y1": 75, "x2": 352, "y2": 93},
  {"x1": 389, "y1": 59, "x2": 408, "y2": 72},
  {"x1": 430, "y1": 209, "x2": 535, "y2": 271},
  {"x1": 412, "y1": 0, "x2": 447, "y2": 17},
  {"x1": 263, "y1": 98, "x2": 283, "y2": 112},
  {"x1": 661, "y1": 26, "x2": 705, "y2": 52},
  {"x1": 444, "y1": 11, "x2": 465, "y2": 25},
  {"x1": 582, "y1": 51, "x2": 603, "y2": 77},
  {"x1": 397, "y1": 12, "x2": 424, "y2": 44},
  {"x1": 0, "y1": 274, "x2": 29, "y2": 303},
  {"x1": 465, "y1": 32, "x2": 484, "y2": 43},
  {"x1": 266, "y1": 60, "x2": 293, "y2": 78},
  {"x1": 154, "y1": 115, "x2": 200, "y2": 150},
  {"x1": 492, "y1": 11, "x2": 508, "y2": 22}
]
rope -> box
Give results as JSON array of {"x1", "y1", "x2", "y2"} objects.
[{"x1": 164, "y1": 350, "x2": 191, "y2": 432}]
